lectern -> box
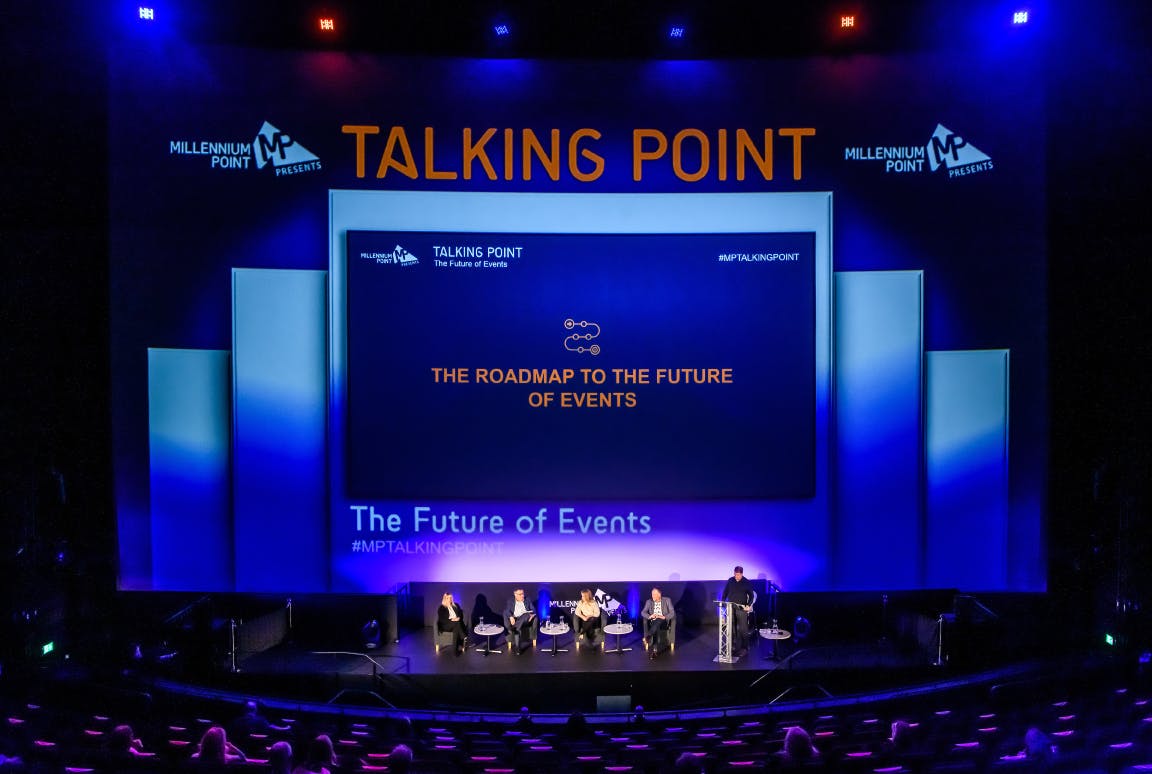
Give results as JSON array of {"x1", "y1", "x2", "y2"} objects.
[{"x1": 713, "y1": 600, "x2": 741, "y2": 663}]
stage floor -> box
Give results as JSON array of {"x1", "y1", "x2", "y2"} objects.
[{"x1": 231, "y1": 625, "x2": 938, "y2": 713}]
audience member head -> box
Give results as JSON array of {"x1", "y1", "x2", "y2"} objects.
[
  {"x1": 1024, "y1": 727, "x2": 1054, "y2": 761},
  {"x1": 782, "y1": 726, "x2": 819, "y2": 761},
  {"x1": 268, "y1": 741, "x2": 292, "y2": 774},
  {"x1": 889, "y1": 719, "x2": 914, "y2": 751},
  {"x1": 389, "y1": 743, "x2": 413, "y2": 774},
  {"x1": 109, "y1": 724, "x2": 137, "y2": 756},
  {"x1": 196, "y1": 726, "x2": 228, "y2": 764},
  {"x1": 632, "y1": 705, "x2": 647, "y2": 725},
  {"x1": 674, "y1": 751, "x2": 702, "y2": 771},
  {"x1": 308, "y1": 734, "x2": 338, "y2": 768},
  {"x1": 565, "y1": 710, "x2": 588, "y2": 736}
]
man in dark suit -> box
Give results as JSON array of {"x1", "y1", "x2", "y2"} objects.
[
  {"x1": 503, "y1": 587, "x2": 537, "y2": 654},
  {"x1": 641, "y1": 586, "x2": 675, "y2": 658},
  {"x1": 721, "y1": 565, "x2": 755, "y2": 651}
]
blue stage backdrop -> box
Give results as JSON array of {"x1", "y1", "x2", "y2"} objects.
[{"x1": 109, "y1": 40, "x2": 1046, "y2": 592}]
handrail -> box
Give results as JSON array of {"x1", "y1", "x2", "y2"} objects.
[
  {"x1": 162, "y1": 595, "x2": 212, "y2": 627},
  {"x1": 309, "y1": 650, "x2": 411, "y2": 675}
]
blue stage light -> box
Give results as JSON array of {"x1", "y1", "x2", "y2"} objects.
[
  {"x1": 494, "y1": 23, "x2": 510, "y2": 37},
  {"x1": 138, "y1": 6, "x2": 154, "y2": 21},
  {"x1": 669, "y1": 26, "x2": 685, "y2": 39},
  {"x1": 1012, "y1": 10, "x2": 1029, "y2": 24}
]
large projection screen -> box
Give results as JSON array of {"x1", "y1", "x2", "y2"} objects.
[{"x1": 328, "y1": 191, "x2": 833, "y2": 589}]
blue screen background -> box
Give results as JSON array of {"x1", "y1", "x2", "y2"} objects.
[
  {"x1": 108, "y1": 42, "x2": 1046, "y2": 592},
  {"x1": 346, "y1": 230, "x2": 816, "y2": 500}
]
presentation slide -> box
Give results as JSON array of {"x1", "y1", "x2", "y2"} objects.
[{"x1": 345, "y1": 230, "x2": 815, "y2": 500}]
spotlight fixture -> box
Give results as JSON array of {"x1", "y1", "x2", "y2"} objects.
[
  {"x1": 840, "y1": 14, "x2": 856, "y2": 29},
  {"x1": 138, "y1": 6, "x2": 154, "y2": 20},
  {"x1": 669, "y1": 26, "x2": 685, "y2": 39},
  {"x1": 493, "y1": 23, "x2": 510, "y2": 37},
  {"x1": 318, "y1": 17, "x2": 335, "y2": 32},
  {"x1": 1012, "y1": 10, "x2": 1029, "y2": 24}
]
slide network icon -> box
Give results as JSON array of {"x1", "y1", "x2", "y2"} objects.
[{"x1": 564, "y1": 318, "x2": 601, "y2": 355}]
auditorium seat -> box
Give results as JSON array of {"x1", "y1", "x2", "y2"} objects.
[
  {"x1": 505, "y1": 617, "x2": 537, "y2": 653},
  {"x1": 573, "y1": 608, "x2": 609, "y2": 650},
  {"x1": 434, "y1": 608, "x2": 467, "y2": 653},
  {"x1": 15, "y1": 657, "x2": 1152, "y2": 774},
  {"x1": 641, "y1": 616, "x2": 676, "y2": 653},
  {"x1": 718, "y1": 761, "x2": 767, "y2": 771}
]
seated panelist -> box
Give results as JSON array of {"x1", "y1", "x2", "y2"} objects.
[
  {"x1": 437, "y1": 592, "x2": 468, "y2": 654},
  {"x1": 504, "y1": 587, "x2": 537, "y2": 653},
  {"x1": 641, "y1": 586, "x2": 675, "y2": 658},
  {"x1": 574, "y1": 588, "x2": 602, "y2": 643}
]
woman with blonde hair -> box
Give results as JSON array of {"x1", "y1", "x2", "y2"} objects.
[
  {"x1": 437, "y1": 592, "x2": 468, "y2": 655},
  {"x1": 192, "y1": 726, "x2": 247, "y2": 765},
  {"x1": 574, "y1": 588, "x2": 602, "y2": 645},
  {"x1": 779, "y1": 726, "x2": 819, "y2": 766}
]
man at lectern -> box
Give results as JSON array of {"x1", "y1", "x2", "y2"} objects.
[
  {"x1": 504, "y1": 587, "x2": 537, "y2": 654},
  {"x1": 641, "y1": 587, "x2": 675, "y2": 658},
  {"x1": 722, "y1": 565, "x2": 755, "y2": 651}
]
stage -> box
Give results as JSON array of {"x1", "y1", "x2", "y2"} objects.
[
  {"x1": 220, "y1": 624, "x2": 965, "y2": 714},
  {"x1": 119, "y1": 590, "x2": 1060, "y2": 715}
]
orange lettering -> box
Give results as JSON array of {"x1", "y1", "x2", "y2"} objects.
[
  {"x1": 376, "y1": 126, "x2": 418, "y2": 179},
  {"x1": 672, "y1": 129, "x2": 710, "y2": 182},
  {"x1": 423, "y1": 127, "x2": 457, "y2": 180},
  {"x1": 569, "y1": 128, "x2": 604, "y2": 182},
  {"x1": 463, "y1": 128, "x2": 498, "y2": 180},
  {"x1": 522, "y1": 129, "x2": 561, "y2": 181},
  {"x1": 633, "y1": 129, "x2": 668, "y2": 181},
  {"x1": 736, "y1": 129, "x2": 772, "y2": 181},
  {"x1": 342, "y1": 124, "x2": 380, "y2": 179},
  {"x1": 779, "y1": 127, "x2": 815, "y2": 180}
]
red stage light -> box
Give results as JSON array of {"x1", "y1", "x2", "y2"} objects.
[
  {"x1": 318, "y1": 17, "x2": 335, "y2": 32},
  {"x1": 840, "y1": 15, "x2": 856, "y2": 29}
]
